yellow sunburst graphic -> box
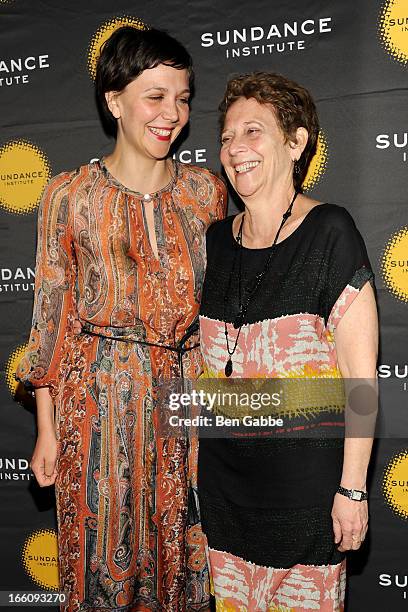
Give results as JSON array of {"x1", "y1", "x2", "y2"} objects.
[
  {"x1": 0, "y1": 140, "x2": 51, "y2": 215},
  {"x1": 378, "y1": 0, "x2": 408, "y2": 66},
  {"x1": 302, "y1": 130, "x2": 328, "y2": 192},
  {"x1": 383, "y1": 449, "x2": 408, "y2": 520},
  {"x1": 22, "y1": 529, "x2": 59, "y2": 590},
  {"x1": 87, "y1": 15, "x2": 148, "y2": 80},
  {"x1": 5, "y1": 343, "x2": 29, "y2": 397},
  {"x1": 381, "y1": 227, "x2": 408, "y2": 302}
]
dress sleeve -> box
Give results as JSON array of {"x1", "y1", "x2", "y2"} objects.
[
  {"x1": 213, "y1": 174, "x2": 228, "y2": 222},
  {"x1": 325, "y1": 207, "x2": 374, "y2": 332},
  {"x1": 15, "y1": 173, "x2": 77, "y2": 395}
]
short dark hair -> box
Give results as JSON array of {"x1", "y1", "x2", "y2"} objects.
[
  {"x1": 219, "y1": 72, "x2": 319, "y2": 191},
  {"x1": 95, "y1": 27, "x2": 194, "y2": 137}
]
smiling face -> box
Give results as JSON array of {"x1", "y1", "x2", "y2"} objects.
[
  {"x1": 220, "y1": 97, "x2": 305, "y2": 199},
  {"x1": 105, "y1": 63, "x2": 190, "y2": 160}
]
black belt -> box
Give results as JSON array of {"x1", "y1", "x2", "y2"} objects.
[{"x1": 81, "y1": 318, "x2": 200, "y2": 379}]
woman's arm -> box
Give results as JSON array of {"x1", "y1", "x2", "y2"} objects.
[
  {"x1": 16, "y1": 172, "x2": 76, "y2": 487},
  {"x1": 332, "y1": 281, "x2": 378, "y2": 551},
  {"x1": 31, "y1": 387, "x2": 58, "y2": 487},
  {"x1": 16, "y1": 172, "x2": 76, "y2": 393}
]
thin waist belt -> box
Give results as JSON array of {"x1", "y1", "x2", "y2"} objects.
[{"x1": 81, "y1": 320, "x2": 200, "y2": 379}]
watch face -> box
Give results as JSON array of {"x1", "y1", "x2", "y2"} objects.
[{"x1": 351, "y1": 490, "x2": 362, "y2": 501}]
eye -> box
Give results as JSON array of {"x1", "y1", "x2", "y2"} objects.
[
  {"x1": 148, "y1": 95, "x2": 164, "y2": 101},
  {"x1": 221, "y1": 135, "x2": 231, "y2": 145},
  {"x1": 178, "y1": 97, "x2": 190, "y2": 105},
  {"x1": 247, "y1": 127, "x2": 259, "y2": 135}
]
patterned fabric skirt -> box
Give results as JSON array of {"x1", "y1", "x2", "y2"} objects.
[{"x1": 54, "y1": 332, "x2": 209, "y2": 612}]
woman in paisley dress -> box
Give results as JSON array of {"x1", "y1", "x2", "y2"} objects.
[
  {"x1": 16, "y1": 27, "x2": 226, "y2": 612},
  {"x1": 198, "y1": 72, "x2": 378, "y2": 611}
]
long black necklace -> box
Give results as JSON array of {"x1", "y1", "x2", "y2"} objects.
[{"x1": 224, "y1": 191, "x2": 298, "y2": 377}]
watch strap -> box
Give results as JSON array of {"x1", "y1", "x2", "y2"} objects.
[{"x1": 337, "y1": 486, "x2": 368, "y2": 501}]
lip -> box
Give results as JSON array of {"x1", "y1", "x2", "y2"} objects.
[{"x1": 148, "y1": 126, "x2": 173, "y2": 142}]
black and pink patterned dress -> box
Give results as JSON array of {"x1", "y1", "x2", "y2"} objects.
[{"x1": 198, "y1": 204, "x2": 374, "y2": 611}]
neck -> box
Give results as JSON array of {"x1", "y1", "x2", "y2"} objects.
[
  {"x1": 242, "y1": 183, "x2": 297, "y2": 248},
  {"x1": 104, "y1": 139, "x2": 172, "y2": 194}
]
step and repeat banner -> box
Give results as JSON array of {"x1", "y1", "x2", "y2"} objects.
[{"x1": 0, "y1": 0, "x2": 407, "y2": 609}]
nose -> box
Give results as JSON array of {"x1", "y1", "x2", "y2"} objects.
[
  {"x1": 161, "y1": 98, "x2": 180, "y2": 123},
  {"x1": 226, "y1": 134, "x2": 247, "y2": 157}
]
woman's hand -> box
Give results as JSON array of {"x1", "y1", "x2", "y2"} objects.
[
  {"x1": 331, "y1": 492, "x2": 368, "y2": 552},
  {"x1": 32, "y1": 387, "x2": 58, "y2": 487},
  {"x1": 30, "y1": 430, "x2": 58, "y2": 487}
]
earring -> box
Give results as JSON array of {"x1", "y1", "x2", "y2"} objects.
[{"x1": 294, "y1": 159, "x2": 301, "y2": 176}]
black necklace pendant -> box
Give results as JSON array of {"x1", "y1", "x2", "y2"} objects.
[{"x1": 225, "y1": 358, "x2": 233, "y2": 377}]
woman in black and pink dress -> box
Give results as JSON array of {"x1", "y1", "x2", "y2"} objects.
[{"x1": 198, "y1": 72, "x2": 378, "y2": 611}]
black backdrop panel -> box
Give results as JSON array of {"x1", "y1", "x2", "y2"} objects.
[{"x1": 1, "y1": 1, "x2": 407, "y2": 609}]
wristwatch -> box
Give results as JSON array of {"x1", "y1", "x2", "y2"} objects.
[{"x1": 337, "y1": 486, "x2": 368, "y2": 501}]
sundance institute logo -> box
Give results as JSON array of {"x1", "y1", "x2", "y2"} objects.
[
  {"x1": 302, "y1": 130, "x2": 328, "y2": 192},
  {"x1": 22, "y1": 529, "x2": 59, "y2": 590},
  {"x1": 383, "y1": 449, "x2": 408, "y2": 521},
  {"x1": 5, "y1": 343, "x2": 28, "y2": 397},
  {"x1": 378, "y1": 0, "x2": 408, "y2": 66},
  {"x1": 200, "y1": 17, "x2": 333, "y2": 60},
  {"x1": 0, "y1": 140, "x2": 51, "y2": 214},
  {"x1": 381, "y1": 227, "x2": 408, "y2": 302},
  {"x1": 87, "y1": 15, "x2": 147, "y2": 80}
]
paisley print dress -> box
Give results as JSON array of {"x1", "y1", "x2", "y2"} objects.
[{"x1": 16, "y1": 160, "x2": 226, "y2": 612}]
